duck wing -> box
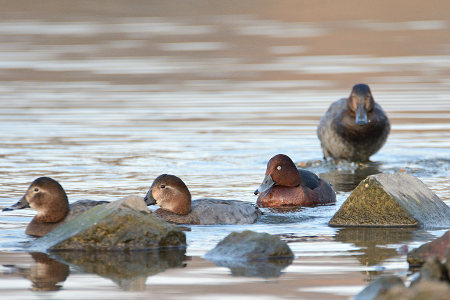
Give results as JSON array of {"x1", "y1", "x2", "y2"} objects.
[{"x1": 298, "y1": 169, "x2": 320, "y2": 190}]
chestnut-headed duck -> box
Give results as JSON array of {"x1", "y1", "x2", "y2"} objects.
[
  {"x1": 317, "y1": 83, "x2": 390, "y2": 161},
  {"x1": 3, "y1": 177, "x2": 108, "y2": 237},
  {"x1": 144, "y1": 174, "x2": 261, "y2": 225},
  {"x1": 254, "y1": 154, "x2": 336, "y2": 208}
]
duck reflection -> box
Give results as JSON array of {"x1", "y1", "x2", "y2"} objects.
[
  {"x1": 298, "y1": 160, "x2": 381, "y2": 192},
  {"x1": 52, "y1": 248, "x2": 187, "y2": 291},
  {"x1": 3, "y1": 252, "x2": 69, "y2": 291}
]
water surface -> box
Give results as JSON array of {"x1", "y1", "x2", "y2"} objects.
[{"x1": 0, "y1": 1, "x2": 449, "y2": 299}]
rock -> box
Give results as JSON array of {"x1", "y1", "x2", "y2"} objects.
[
  {"x1": 447, "y1": 252, "x2": 450, "y2": 279},
  {"x1": 376, "y1": 281, "x2": 450, "y2": 300},
  {"x1": 407, "y1": 231, "x2": 450, "y2": 269},
  {"x1": 354, "y1": 275, "x2": 404, "y2": 300},
  {"x1": 329, "y1": 172, "x2": 450, "y2": 228},
  {"x1": 204, "y1": 231, "x2": 293, "y2": 278},
  {"x1": 28, "y1": 196, "x2": 186, "y2": 251},
  {"x1": 410, "y1": 257, "x2": 449, "y2": 286},
  {"x1": 205, "y1": 230, "x2": 294, "y2": 261}
]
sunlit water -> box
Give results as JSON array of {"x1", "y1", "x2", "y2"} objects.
[{"x1": 0, "y1": 1, "x2": 449, "y2": 299}]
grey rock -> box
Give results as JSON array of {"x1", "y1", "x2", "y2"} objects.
[
  {"x1": 204, "y1": 230, "x2": 293, "y2": 278},
  {"x1": 205, "y1": 230, "x2": 294, "y2": 262},
  {"x1": 28, "y1": 196, "x2": 186, "y2": 251},
  {"x1": 329, "y1": 172, "x2": 450, "y2": 228},
  {"x1": 354, "y1": 275, "x2": 404, "y2": 300}
]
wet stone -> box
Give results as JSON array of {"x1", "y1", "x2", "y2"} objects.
[
  {"x1": 354, "y1": 275, "x2": 404, "y2": 300},
  {"x1": 410, "y1": 257, "x2": 449, "y2": 285},
  {"x1": 407, "y1": 230, "x2": 450, "y2": 269},
  {"x1": 377, "y1": 281, "x2": 450, "y2": 300},
  {"x1": 204, "y1": 230, "x2": 294, "y2": 261},
  {"x1": 329, "y1": 172, "x2": 450, "y2": 228},
  {"x1": 28, "y1": 196, "x2": 186, "y2": 252}
]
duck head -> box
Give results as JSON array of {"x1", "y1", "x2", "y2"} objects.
[
  {"x1": 347, "y1": 83, "x2": 375, "y2": 126},
  {"x1": 5, "y1": 177, "x2": 69, "y2": 223},
  {"x1": 144, "y1": 174, "x2": 192, "y2": 215},
  {"x1": 254, "y1": 154, "x2": 301, "y2": 195}
]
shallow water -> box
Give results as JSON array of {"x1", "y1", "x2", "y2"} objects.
[{"x1": 0, "y1": 0, "x2": 449, "y2": 299}]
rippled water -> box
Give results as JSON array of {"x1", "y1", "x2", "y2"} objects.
[{"x1": 0, "y1": 1, "x2": 449, "y2": 299}]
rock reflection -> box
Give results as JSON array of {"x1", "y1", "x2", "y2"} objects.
[
  {"x1": 4, "y1": 252, "x2": 69, "y2": 291},
  {"x1": 299, "y1": 160, "x2": 382, "y2": 192},
  {"x1": 335, "y1": 227, "x2": 421, "y2": 266},
  {"x1": 52, "y1": 249, "x2": 187, "y2": 291},
  {"x1": 209, "y1": 258, "x2": 293, "y2": 278}
]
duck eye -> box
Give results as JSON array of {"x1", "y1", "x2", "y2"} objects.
[
  {"x1": 277, "y1": 166, "x2": 282, "y2": 170},
  {"x1": 160, "y1": 184, "x2": 165, "y2": 189},
  {"x1": 33, "y1": 188, "x2": 39, "y2": 192}
]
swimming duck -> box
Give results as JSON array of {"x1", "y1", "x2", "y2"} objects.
[
  {"x1": 254, "y1": 154, "x2": 336, "y2": 208},
  {"x1": 3, "y1": 177, "x2": 108, "y2": 237},
  {"x1": 317, "y1": 83, "x2": 390, "y2": 161},
  {"x1": 144, "y1": 174, "x2": 261, "y2": 225}
]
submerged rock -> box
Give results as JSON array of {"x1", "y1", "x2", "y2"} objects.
[
  {"x1": 204, "y1": 230, "x2": 293, "y2": 278},
  {"x1": 407, "y1": 230, "x2": 450, "y2": 269},
  {"x1": 28, "y1": 196, "x2": 186, "y2": 252},
  {"x1": 354, "y1": 275, "x2": 404, "y2": 300},
  {"x1": 329, "y1": 172, "x2": 450, "y2": 228}
]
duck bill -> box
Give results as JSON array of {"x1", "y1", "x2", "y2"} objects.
[
  {"x1": 2, "y1": 195, "x2": 30, "y2": 211},
  {"x1": 143, "y1": 189, "x2": 157, "y2": 206},
  {"x1": 254, "y1": 174, "x2": 275, "y2": 195},
  {"x1": 355, "y1": 102, "x2": 368, "y2": 125}
]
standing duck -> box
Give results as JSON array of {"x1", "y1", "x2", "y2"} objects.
[
  {"x1": 144, "y1": 174, "x2": 261, "y2": 225},
  {"x1": 3, "y1": 177, "x2": 108, "y2": 237},
  {"x1": 254, "y1": 154, "x2": 336, "y2": 208},
  {"x1": 317, "y1": 83, "x2": 390, "y2": 161}
]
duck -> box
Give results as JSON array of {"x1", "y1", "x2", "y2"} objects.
[
  {"x1": 144, "y1": 174, "x2": 261, "y2": 225},
  {"x1": 254, "y1": 154, "x2": 336, "y2": 208},
  {"x1": 317, "y1": 83, "x2": 390, "y2": 161},
  {"x1": 3, "y1": 177, "x2": 108, "y2": 237}
]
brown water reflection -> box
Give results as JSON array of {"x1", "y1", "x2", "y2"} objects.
[{"x1": 53, "y1": 249, "x2": 187, "y2": 291}]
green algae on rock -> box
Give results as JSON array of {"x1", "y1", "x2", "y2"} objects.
[
  {"x1": 28, "y1": 196, "x2": 186, "y2": 252},
  {"x1": 328, "y1": 172, "x2": 450, "y2": 228}
]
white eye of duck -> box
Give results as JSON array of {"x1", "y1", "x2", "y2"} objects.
[{"x1": 276, "y1": 166, "x2": 282, "y2": 170}]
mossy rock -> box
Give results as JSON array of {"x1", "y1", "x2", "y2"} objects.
[
  {"x1": 28, "y1": 196, "x2": 186, "y2": 252},
  {"x1": 329, "y1": 172, "x2": 450, "y2": 228}
]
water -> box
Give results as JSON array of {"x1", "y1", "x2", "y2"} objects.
[{"x1": 0, "y1": 1, "x2": 449, "y2": 299}]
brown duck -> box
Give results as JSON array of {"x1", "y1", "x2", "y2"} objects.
[
  {"x1": 4, "y1": 177, "x2": 107, "y2": 237},
  {"x1": 254, "y1": 154, "x2": 336, "y2": 208},
  {"x1": 144, "y1": 174, "x2": 261, "y2": 225},
  {"x1": 317, "y1": 83, "x2": 390, "y2": 161}
]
